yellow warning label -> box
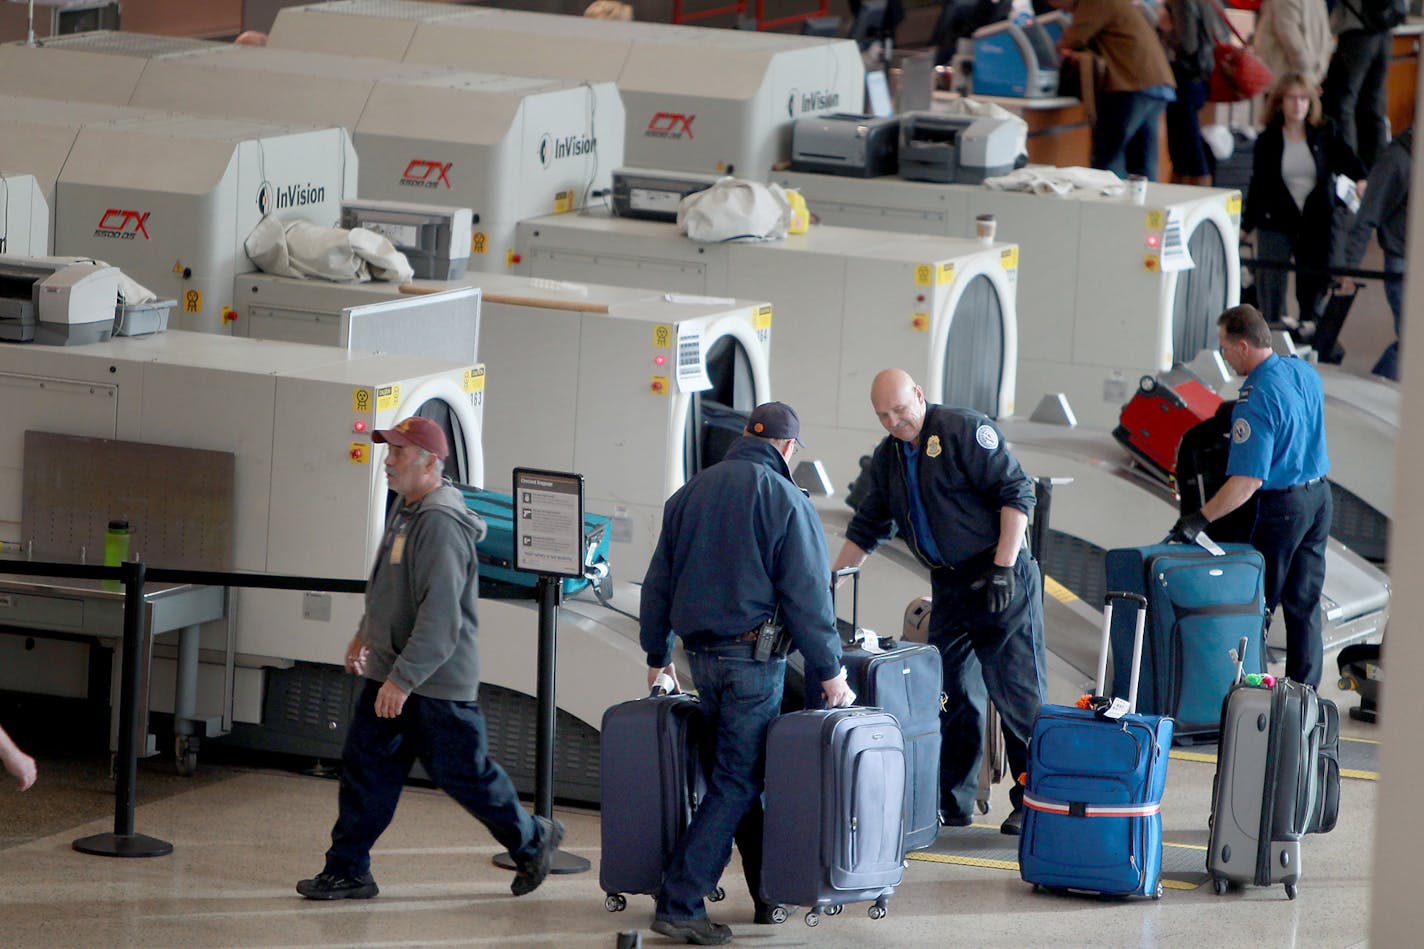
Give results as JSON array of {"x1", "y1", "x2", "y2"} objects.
[
  {"x1": 1144, "y1": 255, "x2": 1161, "y2": 272},
  {"x1": 554, "y1": 190, "x2": 573, "y2": 214},
  {"x1": 1226, "y1": 194, "x2": 1242, "y2": 216},
  {"x1": 1000, "y1": 247, "x2": 1019, "y2": 270},
  {"x1": 463, "y1": 366, "x2": 486, "y2": 393},
  {"x1": 936, "y1": 262, "x2": 955, "y2": 285},
  {"x1": 182, "y1": 289, "x2": 202, "y2": 313},
  {"x1": 653, "y1": 324, "x2": 673, "y2": 348},
  {"x1": 650, "y1": 375, "x2": 669, "y2": 395},
  {"x1": 471, "y1": 232, "x2": 488, "y2": 255},
  {"x1": 505, "y1": 249, "x2": 518, "y2": 268},
  {"x1": 353, "y1": 388, "x2": 374, "y2": 414},
  {"x1": 753, "y1": 305, "x2": 773, "y2": 330},
  {"x1": 910, "y1": 312, "x2": 930, "y2": 332},
  {"x1": 1147, "y1": 209, "x2": 1165, "y2": 230},
  {"x1": 914, "y1": 263, "x2": 934, "y2": 287},
  {"x1": 375, "y1": 384, "x2": 401, "y2": 412},
  {"x1": 172, "y1": 260, "x2": 183, "y2": 274},
  {"x1": 349, "y1": 442, "x2": 370, "y2": 464}
]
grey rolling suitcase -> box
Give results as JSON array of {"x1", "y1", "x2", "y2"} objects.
[
  {"x1": 1207, "y1": 638, "x2": 1331, "y2": 899},
  {"x1": 761, "y1": 708, "x2": 905, "y2": 927}
]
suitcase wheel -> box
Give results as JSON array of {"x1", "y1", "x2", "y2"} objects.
[
  {"x1": 1152, "y1": 881, "x2": 1163, "y2": 900},
  {"x1": 824, "y1": 904, "x2": 843, "y2": 917},
  {"x1": 766, "y1": 905, "x2": 789, "y2": 924},
  {"x1": 1212, "y1": 875, "x2": 1228, "y2": 896},
  {"x1": 804, "y1": 911, "x2": 821, "y2": 927},
  {"x1": 1285, "y1": 882, "x2": 1297, "y2": 901},
  {"x1": 707, "y1": 886, "x2": 725, "y2": 903},
  {"x1": 868, "y1": 898, "x2": 888, "y2": 920},
  {"x1": 604, "y1": 893, "x2": 628, "y2": 912}
]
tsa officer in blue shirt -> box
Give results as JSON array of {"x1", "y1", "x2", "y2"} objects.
[{"x1": 1170, "y1": 304, "x2": 1332, "y2": 686}]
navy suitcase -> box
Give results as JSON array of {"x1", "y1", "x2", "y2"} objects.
[
  {"x1": 598, "y1": 682, "x2": 706, "y2": 912},
  {"x1": 1019, "y1": 592, "x2": 1174, "y2": 899},
  {"x1": 457, "y1": 485, "x2": 612, "y2": 597},
  {"x1": 1106, "y1": 540, "x2": 1266, "y2": 741},
  {"x1": 761, "y1": 708, "x2": 905, "y2": 926},
  {"x1": 826, "y1": 568, "x2": 943, "y2": 852}
]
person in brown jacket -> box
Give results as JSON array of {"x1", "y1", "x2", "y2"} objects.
[{"x1": 1052, "y1": 0, "x2": 1178, "y2": 179}]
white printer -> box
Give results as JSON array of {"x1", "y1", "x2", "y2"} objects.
[
  {"x1": 790, "y1": 113, "x2": 901, "y2": 178},
  {"x1": 898, "y1": 111, "x2": 1022, "y2": 184},
  {"x1": 0, "y1": 255, "x2": 119, "y2": 345}
]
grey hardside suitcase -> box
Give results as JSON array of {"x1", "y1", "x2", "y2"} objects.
[
  {"x1": 1207, "y1": 640, "x2": 1327, "y2": 899},
  {"x1": 761, "y1": 708, "x2": 905, "y2": 927}
]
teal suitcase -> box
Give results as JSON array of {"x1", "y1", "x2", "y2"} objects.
[{"x1": 456, "y1": 485, "x2": 612, "y2": 597}]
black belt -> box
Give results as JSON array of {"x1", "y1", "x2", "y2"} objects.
[{"x1": 1262, "y1": 476, "x2": 1326, "y2": 495}]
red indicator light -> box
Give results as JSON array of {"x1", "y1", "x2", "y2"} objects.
[
  {"x1": 353, "y1": 420, "x2": 368, "y2": 433},
  {"x1": 916, "y1": 294, "x2": 925, "y2": 303},
  {"x1": 1146, "y1": 234, "x2": 1161, "y2": 248},
  {"x1": 654, "y1": 354, "x2": 667, "y2": 366}
]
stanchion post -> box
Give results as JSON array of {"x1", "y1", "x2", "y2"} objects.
[{"x1": 73, "y1": 559, "x2": 173, "y2": 858}]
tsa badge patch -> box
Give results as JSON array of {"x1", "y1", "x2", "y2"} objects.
[
  {"x1": 926, "y1": 434, "x2": 942, "y2": 458},
  {"x1": 1232, "y1": 418, "x2": 1252, "y2": 444},
  {"x1": 975, "y1": 424, "x2": 999, "y2": 450}
]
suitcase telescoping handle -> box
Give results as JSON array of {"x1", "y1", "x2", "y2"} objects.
[
  {"x1": 833, "y1": 565, "x2": 861, "y2": 642},
  {"x1": 1098, "y1": 592, "x2": 1149, "y2": 713},
  {"x1": 1231, "y1": 635, "x2": 1250, "y2": 686}
]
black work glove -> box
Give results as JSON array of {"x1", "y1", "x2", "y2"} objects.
[
  {"x1": 1168, "y1": 510, "x2": 1210, "y2": 545},
  {"x1": 970, "y1": 563, "x2": 1017, "y2": 613}
]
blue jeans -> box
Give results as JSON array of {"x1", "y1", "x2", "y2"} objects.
[
  {"x1": 1092, "y1": 92, "x2": 1168, "y2": 181},
  {"x1": 324, "y1": 679, "x2": 540, "y2": 878},
  {"x1": 657, "y1": 645, "x2": 785, "y2": 920},
  {"x1": 928, "y1": 551, "x2": 1047, "y2": 819},
  {"x1": 1374, "y1": 255, "x2": 1405, "y2": 379}
]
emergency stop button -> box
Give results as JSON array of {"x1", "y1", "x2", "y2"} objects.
[{"x1": 350, "y1": 443, "x2": 370, "y2": 464}]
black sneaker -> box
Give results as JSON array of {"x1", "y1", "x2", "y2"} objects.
[
  {"x1": 1000, "y1": 808, "x2": 1024, "y2": 836},
  {"x1": 753, "y1": 901, "x2": 788, "y2": 924},
  {"x1": 650, "y1": 916, "x2": 733, "y2": 945},
  {"x1": 511, "y1": 815, "x2": 565, "y2": 896},
  {"x1": 940, "y1": 811, "x2": 974, "y2": 828},
  {"x1": 296, "y1": 871, "x2": 378, "y2": 900}
]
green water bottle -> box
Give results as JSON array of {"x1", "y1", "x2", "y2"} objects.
[{"x1": 103, "y1": 519, "x2": 131, "y2": 590}]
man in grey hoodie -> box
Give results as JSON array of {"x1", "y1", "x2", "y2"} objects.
[{"x1": 297, "y1": 416, "x2": 562, "y2": 901}]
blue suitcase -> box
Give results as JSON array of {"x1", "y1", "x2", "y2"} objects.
[
  {"x1": 1106, "y1": 540, "x2": 1266, "y2": 741},
  {"x1": 1019, "y1": 592, "x2": 1174, "y2": 899},
  {"x1": 456, "y1": 485, "x2": 612, "y2": 596},
  {"x1": 761, "y1": 708, "x2": 905, "y2": 926}
]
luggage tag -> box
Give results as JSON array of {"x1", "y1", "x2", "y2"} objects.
[{"x1": 1082, "y1": 694, "x2": 1131, "y2": 720}]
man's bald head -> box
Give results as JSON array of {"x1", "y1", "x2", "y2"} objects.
[{"x1": 870, "y1": 369, "x2": 928, "y2": 445}]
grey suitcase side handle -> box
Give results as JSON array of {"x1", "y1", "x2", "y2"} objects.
[{"x1": 1100, "y1": 592, "x2": 1149, "y2": 712}]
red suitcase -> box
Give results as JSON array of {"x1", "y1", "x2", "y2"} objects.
[{"x1": 1113, "y1": 368, "x2": 1223, "y2": 484}]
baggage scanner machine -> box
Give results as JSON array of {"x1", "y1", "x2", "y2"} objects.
[
  {"x1": 230, "y1": 271, "x2": 772, "y2": 581},
  {"x1": 513, "y1": 211, "x2": 1020, "y2": 500},
  {"x1": 0, "y1": 327, "x2": 484, "y2": 750},
  {"x1": 769, "y1": 170, "x2": 1243, "y2": 431},
  {"x1": 0, "y1": 34, "x2": 623, "y2": 275},
  {"x1": 0, "y1": 96, "x2": 355, "y2": 332},
  {"x1": 267, "y1": 1, "x2": 864, "y2": 179},
  {"x1": 0, "y1": 175, "x2": 48, "y2": 256}
]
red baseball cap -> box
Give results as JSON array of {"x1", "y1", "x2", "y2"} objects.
[{"x1": 373, "y1": 416, "x2": 449, "y2": 460}]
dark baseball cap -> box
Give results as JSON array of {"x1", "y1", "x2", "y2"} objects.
[
  {"x1": 373, "y1": 416, "x2": 449, "y2": 460},
  {"x1": 745, "y1": 401, "x2": 804, "y2": 445}
]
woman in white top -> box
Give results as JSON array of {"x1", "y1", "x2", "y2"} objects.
[{"x1": 1242, "y1": 73, "x2": 1365, "y2": 333}]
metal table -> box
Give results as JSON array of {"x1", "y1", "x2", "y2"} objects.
[{"x1": 0, "y1": 573, "x2": 229, "y2": 772}]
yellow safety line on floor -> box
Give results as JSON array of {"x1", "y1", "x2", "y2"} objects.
[
  {"x1": 1172, "y1": 742, "x2": 1379, "y2": 780},
  {"x1": 1170, "y1": 750, "x2": 1219, "y2": 764},
  {"x1": 1043, "y1": 576, "x2": 1079, "y2": 604},
  {"x1": 906, "y1": 850, "x2": 1207, "y2": 890},
  {"x1": 1344, "y1": 736, "x2": 1381, "y2": 745},
  {"x1": 1342, "y1": 768, "x2": 1379, "y2": 781}
]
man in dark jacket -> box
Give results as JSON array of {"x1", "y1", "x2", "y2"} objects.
[
  {"x1": 1340, "y1": 127, "x2": 1411, "y2": 379},
  {"x1": 831, "y1": 369, "x2": 1046, "y2": 836},
  {"x1": 297, "y1": 416, "x2": 561, "y2": 902},
  {"x1": 642, "y1": 402, "x2": 854, "y2": 946}
]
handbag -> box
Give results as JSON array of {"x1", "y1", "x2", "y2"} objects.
[{"x1": 1204, "y1": 0, "x2": 1273, "y2": 103}]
